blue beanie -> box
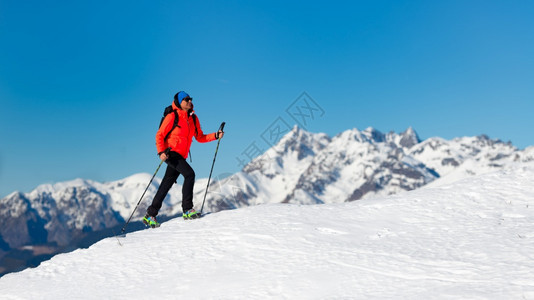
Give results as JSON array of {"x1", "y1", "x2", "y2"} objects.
[
  {"x1": 174, "y1": 91, "x2": 190, "y2": 105},
  {"x1": 178, "y1": 91, "x2": 190, "y2": 102}
]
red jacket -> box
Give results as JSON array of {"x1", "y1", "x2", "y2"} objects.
[{"x1": 156, "y1": 102, "x2": 217, "y2": 158}]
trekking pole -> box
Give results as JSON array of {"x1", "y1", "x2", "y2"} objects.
[
  {"x1": 200, "y1": 122, "x2": 225, "y2": 215},
  {"x1": 120, "y1": 147, "x2": 170, "y2": 234}
]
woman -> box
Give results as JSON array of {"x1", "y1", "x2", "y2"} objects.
[{"x1": 143, "y1": 91, "x2": 224, "y2": 227}]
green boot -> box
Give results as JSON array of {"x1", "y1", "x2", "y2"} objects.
[
  {"x1": 183, "y1": 209, "x2": 201, "y2": 220},
  {"x1": 143, "y1": 214, "x2": 160, "y2": 228}
]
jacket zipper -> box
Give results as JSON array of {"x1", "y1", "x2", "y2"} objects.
[{"x1": 186, "y1": 114, "x2": 193, "y2": 162}]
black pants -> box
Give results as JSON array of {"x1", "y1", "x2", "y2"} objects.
[{"x1": 147, "y1": 151, "x2": 195, "y2": 217}]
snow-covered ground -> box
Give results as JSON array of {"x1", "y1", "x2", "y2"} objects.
[{"x1": 1, "y1": 163, "x2": 533, "y2": 299}]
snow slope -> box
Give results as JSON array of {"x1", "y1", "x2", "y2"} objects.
[{"x1": 1, "y1": 163, "x2": 533, "y2": 299}]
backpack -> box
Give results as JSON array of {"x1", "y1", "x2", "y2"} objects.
[
  {"x1": 159, "y1": 105, "x2": 179, "y2": 141},
  {"x1": 159, "y1": 105, "x2": 198, "y2": 141}
]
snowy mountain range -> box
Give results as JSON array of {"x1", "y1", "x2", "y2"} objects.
[
  {"x1": 1, "y1": 126, "x2": 533, "y2": 276},
  {"x1": 203, "y1": 126, "x2": 533, "y2": 210}
]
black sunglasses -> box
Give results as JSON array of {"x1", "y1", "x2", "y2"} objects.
[{"x1": 183, "y1": 97, "x2": 193, "y2": 102}]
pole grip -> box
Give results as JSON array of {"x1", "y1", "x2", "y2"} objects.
[{"x1": 219, "y1": 122, "x2": 226, "y2": 132}]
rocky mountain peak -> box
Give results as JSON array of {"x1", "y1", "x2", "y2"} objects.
[
  {"x1": 362, "y1": 127, "x2": 386, "y2": 143},
  {"x1": 243, "y1": 125, "x2": 331, "y2": 174},
  {"x1": 399, "y1": 126, "x2": 421, "y2": 148}
]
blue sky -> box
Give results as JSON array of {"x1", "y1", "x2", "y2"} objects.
[{"x1": 1, "y1": 1, "x2": 533, "y2": 198}]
